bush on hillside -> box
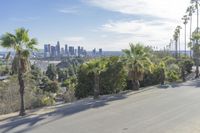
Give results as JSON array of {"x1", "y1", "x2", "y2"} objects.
[{"x1": 0, "y1": 75, "x2": 52, "y2": 115}]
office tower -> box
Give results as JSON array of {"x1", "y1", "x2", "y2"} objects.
[
  {"x1": 75, "y1": 49, "x2": 77, "y2": 56},
  {"x1": 51, "y1": 46, "x2": 56, "y2": 57},
  {"x1": 99, "y1": 48, "x2": 103, "y2": 56},
  {"x1": 92, "y1": 48, "x2": 96, "y2": 56},
  {"x1": 78, "y1": 46, "x2": 81, "y2": 57},
  {"x1": 44, "y1": 44, "x2": 51, "y2": 57},
  {"x1": 65, "y1": 44, "x2": 68, "y2": 55},
  {"x1": 69, "y1": 46, "x2": 75, "y2": 56},
  {"x1": 81, "y1": 47, "x2": 84, "y2": 55},
  {"x1": 61, "y1": 48, "x2": 64, "y2": 55},
  {"x1": 56, "y1": 41, "x2": 60, "y2": 56}
]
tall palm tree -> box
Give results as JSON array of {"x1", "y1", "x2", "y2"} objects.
[
  {"x1": 192, "y1": 31, "x2": 200, "y2": 78},
  {"x1": 186, "y1": 5, "x2": 195, "y2": 57},
  {"x1": 122, "y1": 43, "x2": 152, "y2": 90},
  {"x1": 0, "y1": 28, "x2": 38, "y2": 116},
  {"x1": 182, "y1": 15, "x2": 189, "y2": 56},
  {"x1": 83, "y1": 59, "x2": 107, "y2": 99},
  {"x1": 173, "y1": 26, "x2": 182, "y2": 59},
  {"x1": 191, "y1": 0, "x2": 200, "y2": 78},
  {"x1": 191, "y1": 0, "x2": 200, "y2": 31}
]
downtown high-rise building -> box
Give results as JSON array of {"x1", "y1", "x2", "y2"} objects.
[
  {"x1": 65, "y1": 44, "x2": 68, "y2": 55},
  {"x1": 44, "y1": 44, "x2": 51, "y2": 57},
  {"x1": 51, "y1": 46, "x2": 56, "y2": 57},
  {"x1": 99, "y1": 48, "x2": 103, "y2": 56},
  {"x1": 78, "y1": 46, "x2": 81, "y2": 57},
  {"x1": 44, "y1": 42, "x2": 87, "y2": 58},
  {"x1": 69, "y1": 46, "x2": 75, "y2": 56},
  {"x1": 56, "y1": 41, "x2": 60, "y2": 56},
  {"x1": 61, "y1": 47, "x2": 65, "y2": 55}
]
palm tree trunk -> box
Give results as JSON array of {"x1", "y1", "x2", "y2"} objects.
[
  {"x1": 181, "y1": 66, "x2": 186, "y2": 82},
  {"x1": 18, "y1": 53, "x2": 26, "y2": 116},
  {"x1": 160, "y1": 68, "x2": 165, "y2": 85},
  {"x1": 185, "y1": 23, "x2": 187, "y2": 57},
  {"x1": 179, "y1": 35, "x2": 181, "y2": 58},
  {"x1": 190, "y1": 16, "x2": 192, "y2": 58},
  {"x1": 94, "y1": 75, "x2": 100, "y2": 99},
  {"x1": 196, "y1": 2, "x2": 199, "y2": 79},
  {"x1": 175, "y1": 40, "x2": 178, "y2": 59},
  {"x1": 132, "y1": 80, "x2": 140, "y2": 90},
  {"x1": 195, "y1": 61, "x2": 199, "y2": 78},
  {"x1": 18, "y1": 68, "x2": 25, "y2": 116}
]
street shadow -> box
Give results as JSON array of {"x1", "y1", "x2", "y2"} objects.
[{"x1": 0, "y1": 93, "x2": 127, "y2": 133}]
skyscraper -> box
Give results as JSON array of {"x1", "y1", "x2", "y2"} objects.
[
  {"x1": 99, "y1": 48, "x2": 103, "y2": 56},
  {"x1": 44, "y1": 44, "x2": 51, "y2": 57},
  {"x1": 78, "y1": 46, "x2": 81, "y2": 57},
  {"x1": 92, "y1": 48, "x2": 96, "y2": 56},
  {"x1": 65, "y1": 44, "x2": 68, "y2": 55},
  {"x1": 56, "y1": 41, "x2": 60, "y2": 56},
  {"x1": 51, "y1": 46, "x2": 56, "y2": 57},
  {"x1": 69, "y1": 46, "x2": 75, "y2": 56},
  {"x1": 61, "y1": 48, "x2": 65, "y2": 56}
]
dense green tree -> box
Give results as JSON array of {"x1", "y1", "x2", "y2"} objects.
[
  {"x1": 46, "y1": 64, "x2": 57, "y2": 81},
  {"x1": 40, "y1": 76, "x2": 59, "y2": 93},
  {"x1": 100, "y1": 57, "x2": 127, "y2": 94},
  {"x1": 0, "y1": 28, "x2": 38, "y2": 116},
  {"x1": 57, "y1": 68, "x2": 68, "y2": 82},
  {"x1": 75, "y1": 66, "x2": 94, "y2": 99},
  {"x1": 30, "y1": 65, "x2": 42, "y2": 84}
]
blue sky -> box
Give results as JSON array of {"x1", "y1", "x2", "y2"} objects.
[{"x1": 0, "y1": 0, "x2": 192, "y2": 51}]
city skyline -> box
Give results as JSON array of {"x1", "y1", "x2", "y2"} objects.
[
  {"x1": 43, "y1": 41, "x2": 103, "y2": 58},
  {"x1": 0, "y1": 0, "x2": 193, "y2": 51}
]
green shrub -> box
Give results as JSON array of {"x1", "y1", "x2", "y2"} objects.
[
  {"x1": 166, "y1": 64, "x2": 180, "y2": 82},
  {"x1": 183, "y1": 59, "x2": 194, "y2": 74},
  {"x1": 63, "y1": 88, "x2": 76, "y2": 103},
  {"x1": 167, "y1": 71, "x2": 179, "y2": 82},
  {"x1": 41, "y1": 96, "x2": 55, "y2": 106}
]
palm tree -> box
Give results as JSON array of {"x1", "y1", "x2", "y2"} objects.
[
  {"x1": 186, "y1": 5, "x2": 195, "y2": 57},
  {"x1": 0, "y1": 28, "x2": 38, "y2": 116},
  {"x1": 191, "y1": 0, "x2": 200, "y2": 31},
  {"x1": 83, "y1": 59, "x2": 107, "y2": 99},
  {"x1": 182, "y1": 15, "x2": 189, "y2": 56},
  {"x1": 123, "y1": 43, "x2": 152, "y2": 90},
  {"x1": 173, "y1": 26, "x2": 182, "y2": 59},
  {"x1": 192, "y1": 31, "x2": 200, "y2": 78},
  {"x1": 191, "y1": 0, "x2": 200, "y2": 78}
]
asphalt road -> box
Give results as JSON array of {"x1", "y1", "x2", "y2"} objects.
[{"x1": 1, "y1": 80, "x2": 200, "y2": 133}]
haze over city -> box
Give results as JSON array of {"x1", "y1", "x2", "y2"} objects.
[{"x1": 0, "y1": 0, "x2": 192, "y2": 51}]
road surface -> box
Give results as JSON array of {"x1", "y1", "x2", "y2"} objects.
[{"x1": 1, "y1": 80, "x2": 200, "y2": 133}]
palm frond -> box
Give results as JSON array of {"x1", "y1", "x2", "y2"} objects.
[{"x1": 0, "y1": 33, "x2": 16, "y2": 48}]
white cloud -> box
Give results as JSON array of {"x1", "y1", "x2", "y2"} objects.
[
  {"x1": 84, "y1": 0, "x2": 189, "y2": 20},
  {"x1": 83, "y1": 0, "x2": 196, "y2": 50},
  {"x1": 101, "y1": 20, "x2": 174, "y2": 41}
]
